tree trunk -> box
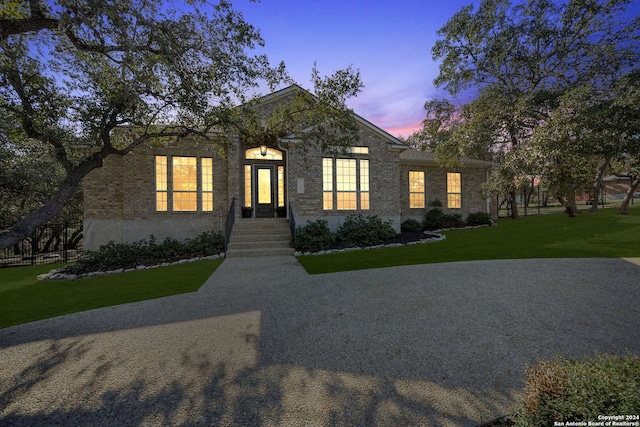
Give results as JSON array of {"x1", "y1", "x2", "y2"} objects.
[
  {"x1": 565, "y1": 192, "x2": 578, "y2": 217},
  {"x1": 620, "y1": 175, "x2": 640, "y2": 215},
  {"x1": 589, "y1": 157, "x2": 610, "y2": 213},
  {"x1": 0, "y1": 158, "x2": 101, "y2": 250},
  {"x1": 509, "y1": 189, "x2": 519, "y2": 219}
]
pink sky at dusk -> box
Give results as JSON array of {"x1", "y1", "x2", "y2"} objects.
[{"x1": 232, "y1": 0, "x2": 640, "y2": 138}]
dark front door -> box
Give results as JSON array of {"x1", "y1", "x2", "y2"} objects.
[{"x1": 255, "y1": 165, "x2": 275, "y2": 218}]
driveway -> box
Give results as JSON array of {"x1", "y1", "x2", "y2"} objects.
[{"x1": 1, "y1": 256, "x2": 639, "y2": 426}]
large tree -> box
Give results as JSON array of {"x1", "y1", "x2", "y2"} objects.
[
  {"x1": 427, "y1": 0, "x2": 639, "y2": 218},
  {"x1": 0, "y1": 0, "x2": 362, "y2": 249}
]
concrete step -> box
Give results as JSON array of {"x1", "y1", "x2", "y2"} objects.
[
  {"x1": 225, "y1": 247, "x2": 295, "y2": 258},
  {"x1": 226, "y1": 218, "x2": 293, "y2": 258}
]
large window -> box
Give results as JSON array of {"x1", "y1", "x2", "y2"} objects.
[
  {"x1": 447, "y1": 172, "x2": 461, "y2": 209},
  {"x1": 409, "y1": 171, "x2": 425, "y2": 209},
  {"x1": 323, "y1": 157, "x2": 370, "y2": 211},
  {"x1": 155, "y1": 156, "x2": 213, "y2": 212}
]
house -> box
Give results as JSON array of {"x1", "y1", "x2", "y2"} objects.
[{"x1": 83, "y1": 86, "x2": 496, "y2": 251}]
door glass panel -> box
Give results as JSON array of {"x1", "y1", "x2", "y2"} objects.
[{"x1": 258, "y1": 168, "x2": 272, "y2": 204}]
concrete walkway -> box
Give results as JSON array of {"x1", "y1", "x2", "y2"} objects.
[{"x1": 1, "y1": 256, "x2": 639, "y2": 426}]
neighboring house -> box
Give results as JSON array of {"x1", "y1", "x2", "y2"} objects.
[{"x1": 83, "y1": 86, "x2": 496, "y2": 250}]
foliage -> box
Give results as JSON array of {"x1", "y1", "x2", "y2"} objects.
[
  {"x1": 335, "y1": 214, "x2": 397, "y2": 247},
  {"x1": 425, "y1": 0, "x2": 640, "y2": 218},
  {"x1": 465, "y1": 212, "x2": 492, "y2": 227},
  {"x1": 512, "y1": 353, "x2": 640, "y2": 426},
  {"x1": 294, "y1": 219, "x2": 335, "y2": 252},
  {"x1": 67, "y1": 231, "x2": 224, "y2": 274},
  {"x1": 441, "y1": 213, "x2": 466, "y2": 228},
  {"x1": 0, "y1": 259, "x2": 222, "y2": 329},
  {"x1": 0, "y1": 0, "x2": 362, "y2": 249},
  {"x1": 401, "y1": 219, "x2": 423, "y2": 233},
  {"x1": 423, "y1": 201, "x2": 445, "y2": 230}
]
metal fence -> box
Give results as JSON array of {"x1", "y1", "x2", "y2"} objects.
[{"x1": 1, "y1": 222, "x2": 83, "y2": 268}]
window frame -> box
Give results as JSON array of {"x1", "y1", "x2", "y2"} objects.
[
  {"x1": 154, "y1": 155, "x2": 214, "y2": 213},
  {"x1": 409, "y1": 170, "x2": 425, "y2": 209},
  {"x1": 447, "y1": 172, "x2": 462, "y2": 209},
  {"x1": 322, "y1": 156, "x2": 370, "y2": 211}
]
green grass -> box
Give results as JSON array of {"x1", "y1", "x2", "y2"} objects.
[
  {"x1": 0, "y1": 259, "x2": 223, "y2": 329},
  {"x1": 298, "y1": 205, "x2": 640, "y2": 274}
]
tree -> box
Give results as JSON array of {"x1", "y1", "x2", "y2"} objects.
[
  {"x1": 429, "y1": 0, "x2": 640, "y2": 218},
  {"x1": 0, "y1": 0, "x2": 362, "y2": 249}
]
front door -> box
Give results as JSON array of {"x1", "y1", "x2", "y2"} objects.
[{"x1": 255, "y1": 165, "x2": 275, "y2": 218}]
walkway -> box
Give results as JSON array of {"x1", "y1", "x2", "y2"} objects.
[{"x1": 1, "y1": 257, "x2": 639, "y2": 426}]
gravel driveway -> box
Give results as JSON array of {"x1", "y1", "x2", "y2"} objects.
[{"x1": 1, "y1": 256, "x2": 639, "y2": 426}]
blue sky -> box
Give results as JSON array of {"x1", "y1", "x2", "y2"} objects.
[{"x1": 232, "y1": 0, "x2": 479, "y2": 138}]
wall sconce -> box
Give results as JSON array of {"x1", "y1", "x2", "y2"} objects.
[{"x1": 260, "y1": 145, "x2": 267, "y2": 156}]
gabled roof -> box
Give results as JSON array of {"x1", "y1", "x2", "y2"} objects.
[
  {"x1": 251, "y1": 85, "x2": 410, "y2": 150},
  {"x1": 399, "y1": 149, "x2": 495, "y2": 168}
]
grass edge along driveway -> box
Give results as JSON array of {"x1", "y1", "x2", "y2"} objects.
[
  {"x1": 0, "y1": 259, "x2": 223, "y2": 329},
  {"x1": 298, "y1": 205, "x2": 640, "y2": 274}
]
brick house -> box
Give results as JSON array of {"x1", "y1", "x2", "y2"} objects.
[{"x1": 83, "y1": 86, "x2": 495, "y2": 251}]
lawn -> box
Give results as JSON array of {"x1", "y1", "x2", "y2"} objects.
[
  {"x1": 0, "y1": 259, "x2": 222, "y2": 329},
  {"x1": 298, "y1": 205, "x2": 640, "y2": 274}
]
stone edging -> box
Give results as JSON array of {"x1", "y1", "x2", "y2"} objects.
[
  {"x1": 38, "y1": 253, "x2": 226, "y2": 281},
  {"x1": 293, "y1": 222, "x2": 496, "y2": 257}
]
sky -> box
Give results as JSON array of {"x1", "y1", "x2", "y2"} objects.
[{"x1": 230, "y1": 0, "x2": 481, "y2": 138}]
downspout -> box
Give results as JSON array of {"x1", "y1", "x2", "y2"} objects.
[{"x1": 485, "y1": 169, "x2": 490, "y2": 214}]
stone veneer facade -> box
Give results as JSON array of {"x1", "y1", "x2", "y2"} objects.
[{"x1": 83, "y1": 86, "x2": 495, "y2": 250}]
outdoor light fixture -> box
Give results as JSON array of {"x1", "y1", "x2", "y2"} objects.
[{"x1": 260, "y1": 145, "x2": 267, "y2": 156}]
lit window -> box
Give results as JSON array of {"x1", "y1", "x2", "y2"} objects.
[
  {"x1": 155, "y1": 155, "x2": 213, "y2": 212},
  {"x1": 447, "y1": 172, "x2": 461, "y2": 209},
  {"x1": 245, "y1": 147, "x2": 283, "y2": 160},
  {"x1": 336, "y1": 159, "x2": 357, "y2": 210},
  {"x1": 202, "y1": 158, "x2": 213, "y2": 211},
  {"x1": 244, "y1": 165, "x2": 252, "y2": 208},
  {"x1": 277, "y1": 166, "x2": 285, "y2": 207},
  {"x1": 323, "y1": 158, "x2": 333, "y2": 210},
  {"x1": 323, "y1": 157, "x2": 370, "y2": 211},
  {"x1": 409, "y1": 171, "x2": 425, "y2": 209},
  {"x1": 360, "y1": 160, "x2": 369, "y2": 210},
  {"x1": 155, "y1": 156, "x2": 168, "y2": 211}
]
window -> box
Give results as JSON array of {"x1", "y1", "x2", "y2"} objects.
[
  {"x1": 323, "y1": 158, "x2": 333, "y2": 210},
  {"x1": 244, "y1": 165, "x2": 252, "y2": 208},
  {"x1": 447, "y1": 172, "x2": 461, "y2": 209},
  {"x1": 155, "y1": 156, "x2": 168, "y2": 211},
  {"x1": 245, "y1": 147, "x2": 283, "y2": 160},
  {"x1": 409, "y1": 171, "x2": 425, "y2": 209},
  {"x1": 323, "y1": 157, "x2": 370, "y2": 211},
  {"x1": 154, "y1": 155, "x2": 213, "y2": 212},
  {"x1": 173, "y1": 156, "x2": 197, "y2": 211},
  {"x1": 202, "y1": 158, "x2": 213, "y2": 211},
  {"x1": 277, "y1": 166, "x2": 285, "y2": 207}
]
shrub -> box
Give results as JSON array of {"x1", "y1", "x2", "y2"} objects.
[
  {"x1": 68, "y1": 231, "x2": 224, "y2": 274},
  {"x1": 294, "y1": 219, "x2": 335, "y2": 252},
  {"x1": 441, "y1": 213, "x2": 465, "y2": 228},
  {"x1": 335, "y1": 214, "x2": 397, "y2": 247},
  {"x1": 423, "y1": 200, "x2": 444, "y2": 230},
  {"x1": 401, "y1": 219, "x2": 423, "y2": 233},
  {"x1": 511, "y1": 353, "x2": 640, "y2": 426},
  {"x1": 466, "y1": 211, "x2": 492, "y2": 226}
]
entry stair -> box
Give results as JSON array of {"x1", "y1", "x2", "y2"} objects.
[{"x1": 226, "y1": 218, "x2": 295, "y2": 258}]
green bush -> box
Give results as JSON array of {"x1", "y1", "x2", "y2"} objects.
[
  {"x1": 466, "y1": 211, "x2": 492, "y2": 226},
  {"x1": 512, "y1": 353, "x2": 640, "y2": 426},
  {"x1": 294, "y1": 219, "x2": 335, "y2": 252},
  {"x1": 401, "y1": 219, "x2": 423, "y2": 232},
  {"x1": 335, "y1": 214, "x2": 397, "y2": 247},
  {"x1": 68, "y1": 231, "x2": 224, "y2": 274},
  {"x1": 423, "y1": 200, "x2": 444, "y2": 230},
  {"x1": 441, "y1": 213, "x2": 465, "y2": 228}
]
